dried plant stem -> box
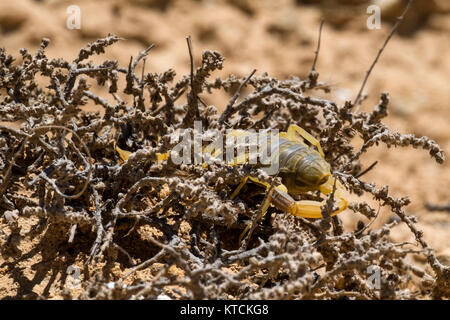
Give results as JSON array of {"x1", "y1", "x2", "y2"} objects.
[
  {"x1": 218, "y1": 68, "x2": 257, "y2": 126},
  {"x1": 354, "y1": 0, "x2": 414, "y2": 109}
]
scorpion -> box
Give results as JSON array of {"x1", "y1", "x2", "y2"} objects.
[{"x1": 116, "y1": 124, "x2": 348, "y2": 243}]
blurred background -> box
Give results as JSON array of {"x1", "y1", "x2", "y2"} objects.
[{"x1": 1, "y1": 0, "x2": 449, "y2": 261}]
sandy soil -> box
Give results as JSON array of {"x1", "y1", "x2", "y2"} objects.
[{"x1": 0, "y1": 0, "x2": 449, "y2": 299}]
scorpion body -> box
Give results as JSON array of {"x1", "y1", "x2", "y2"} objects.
[
  {"x1": 229, "y1": 124, "x2": 347, "y2": 223},
  {"x1": 274, "y1": 136, "x2": 332, "y2": 194}
]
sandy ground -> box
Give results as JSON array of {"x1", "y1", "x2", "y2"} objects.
[{"x1": 0, "y1": 0, "x2": 449, "y2": 299}]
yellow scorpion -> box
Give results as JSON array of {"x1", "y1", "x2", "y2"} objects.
[{"x1": 116, "y1": 124, "x2": 348, "y2": 243}]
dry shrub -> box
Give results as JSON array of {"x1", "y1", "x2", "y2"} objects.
[{"x1": 0, "y1": 34, "x2": 448, "y2": 299}]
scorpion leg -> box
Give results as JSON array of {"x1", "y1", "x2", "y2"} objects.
[
  {"x1": 286, "y1": 124, "x2": 325, "y2": 158},
  {"x1": 239, "y1": 190, "x2": 273, "y2": 245},
  {"x1": 230, "y1": 176, "x2": 250, "y2": 200},
  {"x1": 231, "y1": 176, "x2": 288, "y2": 200},
  {"x1": 115, "y1": 143, "x2": 132, "y2": 164},
  {"x1": 231, "y1": 176, "x2": 288, "y2": 245}
]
